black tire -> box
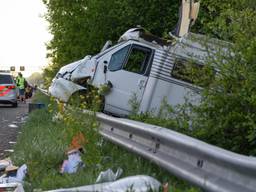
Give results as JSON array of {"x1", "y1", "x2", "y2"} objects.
[{"x1": 12, "y1": 102, "x2": 18, "y2": 108}]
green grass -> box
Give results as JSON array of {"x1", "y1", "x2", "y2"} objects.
[{"x1": 12, "y1": 92, "x2": 200, "y2": 191}]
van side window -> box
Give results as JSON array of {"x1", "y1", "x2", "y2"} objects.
[
  {"x1": 172, "y1": 58, "x2": 215, "y2": 87},
  {"x1": 108, "y1": 45, "x2": 130, "y2": 71},
  {"x1": 123, "y1": 46, "x2": 151, "y2": 75}
]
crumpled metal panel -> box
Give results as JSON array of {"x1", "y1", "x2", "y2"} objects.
[
  {"x1": 58, "y1": 56, "x2": 91, "y2": 76},
  {"x1": 49, "y1": 78, "x2": 86, "y2": 102},
  {"x1": 71, "y1": 58, "x2": 97, "y2": 82}
]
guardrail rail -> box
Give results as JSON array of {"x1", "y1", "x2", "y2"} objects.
[
  {"x1": 37, "y1": 87, "x2": 50, "y2": 96},
  {"x1": 97, "y1": 113, "x2": 256, "y2": 192}
]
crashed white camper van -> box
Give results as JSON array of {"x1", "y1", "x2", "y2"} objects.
[{"x1": 49, "y1": 0, "x2": 225, "y2": 116}]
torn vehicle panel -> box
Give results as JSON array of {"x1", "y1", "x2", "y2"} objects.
[
  {"x1": 70, "y1": 58, "x2": 97, "y2": 82},
  {"x1": 174, "y1": 0, "x2": 200, "y2": 37},
  {"x1": 46, "y1": 175, "x2": 161, "y2": 192},
  {"x1": 49, "y1": 56, "x2": 97, "y2": 102},
  {"x1": 49, "y1": 78, "x2": 86, "y2": 102}
]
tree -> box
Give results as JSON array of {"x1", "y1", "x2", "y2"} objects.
[
  {"x1": 191, "y1": 2, "x2": 256, "y2": 155},
  {"x1": 28, "y1": 72, "x2": 44, "y2": 86}
]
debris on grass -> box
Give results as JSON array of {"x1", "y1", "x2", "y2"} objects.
[
  {"x1": 0, "y1": 182, "x2": 25, "y2": 192},
  {"x1": 46, "y1": 175, "x2": 161, "y2": 192},
  {"x1": 0, "y1": 158, "x2": 12, "y2": 171},
  {"x1": 96, "y1": 168, "x2": 123, "y2": 183},
  {"x1": 0, "y1": 158, "x2": 27, "y2": 192},
  {"x1": 8, "y1": 124, "x2": 18, "y2": 128},
  {"x1": 1, "y1": 164, "x2": 27, "y2": 183},
  {"x1": 60, "y1": 149, "x2": 84, "y2": 174}
]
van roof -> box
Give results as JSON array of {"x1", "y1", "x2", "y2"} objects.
[
  {"x1": 118, "y1": 28, "x2": 174, "y2": 48},
  {"x1": 118, "y1": 28, "x2": 230, "y2": 52}
]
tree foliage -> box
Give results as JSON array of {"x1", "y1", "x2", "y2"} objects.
[{"x1": 191, "y1": 1, "x2": 256, "y2": 155}]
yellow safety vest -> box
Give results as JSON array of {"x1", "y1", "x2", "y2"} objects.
[{"x1": 17, "y1": 77, "x2": 25, "y2": 89}]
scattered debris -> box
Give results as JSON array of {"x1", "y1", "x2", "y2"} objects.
[
  {"x1": 67, "y1": 132, "x2": 87, "y2": 152},
  {"x1": 46, "y1": 175, "x2": 161, "y2": 192},
  {"x1": 60, "y1": 149, "x2": 84, "y2": 174},
  {"x1": 20, "y1": 115, "x2": 28, "y2": 124},
  {"x1": 0, "y1": 157, "x2": 27, "y2": 187},
  {"x1": 8, "y1": 124, "x2": 18, "y2": 128},
  {"x1": 96, "y1": 168, "x2": 123, "y2": 183},
  {"x1": 0, "y1": 158, "x2": 12, "y2": 171},
  {"x1": 0, "y1": 183, "x2": 25, "y2": 192},
  {"x1": 1, "y1": 164, "x2": 27, "y2": 183},
  {"x1": 14, "y1": 164, "x2": 27, "y2": 182},
  {"x1": 60, "y1": 133, "x2": 87, "y2": 174},
  {"x1": 52, "y1": 112, "x2": 63, "y2": 122},
  {"x1": 103, "y1": 175, "x2": 161, "y2": 192},
  {"x1": 4, "y1": 149, "x2": 14, "y2": 153}
]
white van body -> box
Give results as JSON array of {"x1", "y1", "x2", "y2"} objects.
[{"x1": 49, "y1": 28, "x2": 223, "y2": 116}]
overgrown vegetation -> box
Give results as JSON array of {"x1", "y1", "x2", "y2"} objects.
[
  {"x1": 12, "y1": 92, "x2": 199, "y2": 191},
  {"x1": 191, "y1": 4, "x2": 256, "y2": 155}
]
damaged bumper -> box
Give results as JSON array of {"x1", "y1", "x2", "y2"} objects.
[{"x1": 49, "y1": 78, "x2": 86, "y2": 102}]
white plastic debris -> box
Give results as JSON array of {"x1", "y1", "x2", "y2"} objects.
[
  {"x1": 96, "y1": 168, "x2": 123, "y2": 183},
  {"x1": 103, "y1": 175, "x2": 161, "y2": 192},
  {"x1": 4, "y1": 149, "x2": 14, "y2": 153},
  {"x1": 0, "y1": 164, "x2": 27, "y2": 184},
  {"x1": 60, "y1": 151, "x2": 84, "y2": 174},
  {"x1": 8, "y1": 124, "x2": 18, "y2": 128},
  {"x1": 15, "y1": 164, "x2": 27, "y2": 182},
  {"x1": 0, "y1": 158, "x2": 12, "y2": 171},
  {"x1": 46, "y1": 175, "x2": 161, "y2": 192},
  {"x1": 0, "y1": 183, "x2": 25, "y2": 192},
  {"x1": 52, "y1": 112, "x2": 64, "y2": 122}
]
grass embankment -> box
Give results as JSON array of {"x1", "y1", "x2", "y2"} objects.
[{"x1": 12, "y1": 92, "x2": 199, "y2": 192}]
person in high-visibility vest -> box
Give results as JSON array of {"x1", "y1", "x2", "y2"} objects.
[{"x1": 16, "y1": 72, "x2": 26, "y2": 103}]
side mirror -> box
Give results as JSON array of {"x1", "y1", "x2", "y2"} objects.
[{"x1": 104, "y1": 65, "x2": 108, "y2": 74}]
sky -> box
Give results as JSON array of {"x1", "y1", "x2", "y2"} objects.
[{"x1": 0, "y1": 0, "x2": 52, "y2": 77}]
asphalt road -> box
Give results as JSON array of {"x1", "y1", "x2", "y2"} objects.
[{"x1": 0, "y1": 101, "x2": 29, "y2": 159}]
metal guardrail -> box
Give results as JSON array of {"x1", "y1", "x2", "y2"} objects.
[
  {"x1": 97, "y1": 112, "x2": 256, "y2": 192},
  {"x1": 37, "y1": 87, "x2": 50, "y2": 96}
]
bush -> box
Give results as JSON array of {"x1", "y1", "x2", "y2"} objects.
[{"x1": 191, "y1": 7, "x2": 256, "y2": 155}]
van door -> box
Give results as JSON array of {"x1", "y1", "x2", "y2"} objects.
[{"x1": 104, "y1": 44, "x2": 153, "y2": 115}]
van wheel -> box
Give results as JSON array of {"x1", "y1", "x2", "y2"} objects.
[{"x1": 12, "y1": 102, "x2": 18, "y2": 108}]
